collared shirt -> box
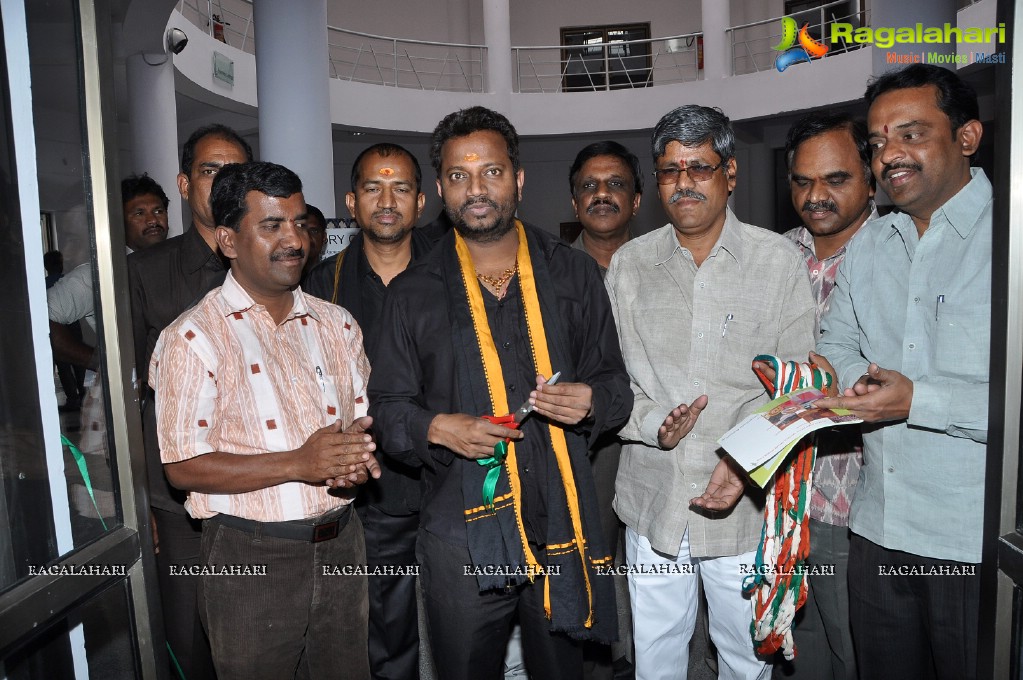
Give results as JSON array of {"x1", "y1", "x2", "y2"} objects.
[
  {"x1": 818, "y1": 168, "x2": 991, "y2": 563},
  {"x1": 150, "y1": 271, "x2": 371, "y2": 522},
  {"x1": 571, "y1": 232, "x2": 631, "y2": 279},
  {"x1": 785, "y1": 210, "x2": 876, "y2": 527},
  {"x1": 606, "y1": 208, "x2": 816, "y2": 558}
]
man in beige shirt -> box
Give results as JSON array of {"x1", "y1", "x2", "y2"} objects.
[{"x1": 605, "y1": 105, "x2": 815, "y2": 680}]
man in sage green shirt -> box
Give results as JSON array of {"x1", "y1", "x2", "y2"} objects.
[{"x1": 815, "y1": 64, "x2": 989, "y2": 680}]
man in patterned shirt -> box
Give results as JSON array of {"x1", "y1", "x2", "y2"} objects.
[
  {"x1": 151, "y1": 161, "x2": 379, "y2": 679},
  {"x1": 768, "y1": 112, "x2": 876, "y2": 680}
]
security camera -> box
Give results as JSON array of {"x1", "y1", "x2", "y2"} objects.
[{"x1": 166, "y1": 28, "x2": 188, "y2": 55}]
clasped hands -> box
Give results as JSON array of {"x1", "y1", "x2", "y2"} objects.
[
  {"x1": 428, "y1": 375, "x2": 593, "y2": 460},
  {"x1": 299, "y1": 416, "x2": 381, "y2": 489}
]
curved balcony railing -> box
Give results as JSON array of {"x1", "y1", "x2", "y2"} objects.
[
  {"x1": 728, "y1": 0, "x2": 871, "y2": 75},
  {"x1": 512, "y1": 33, "x2": 703, "y2": 94},
  {"x1": 327, "y1": 27, "x2": 487, "y2": 93}
]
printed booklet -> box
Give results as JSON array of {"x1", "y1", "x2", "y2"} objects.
[{"x1": 718, "y1": 387, "x2": 862, "y2": 487}]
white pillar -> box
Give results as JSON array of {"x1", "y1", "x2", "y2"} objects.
[
  {"x1": 701, "y1": 0, "x2": 731, "y2": 80},
  {"x1": 126, "y1": 54, "x2": 182, "y2": 236},
  {"x1": 483, "y1": 0, "x2": 513, "y2": 108},
  {"x1": 253, "y1": 0, "x2": 335, "y2": 215}
]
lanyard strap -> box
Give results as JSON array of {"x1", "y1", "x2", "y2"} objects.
[{"x1": 61, "y1": 434, "x2": 108, "y2": 531}]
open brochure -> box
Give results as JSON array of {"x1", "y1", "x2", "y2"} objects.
[{"x1": 718, "y1": 388, "x2": 862, "y2": 488}]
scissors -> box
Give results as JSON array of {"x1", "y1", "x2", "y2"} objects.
[
  {"x1": 477, "y1": 372, "x2": 561, "y2": 512},
  {"x1": 481, "y1": 372, "x2": 562, "y2": 439}
]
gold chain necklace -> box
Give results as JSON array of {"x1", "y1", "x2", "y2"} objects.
[{"x1": 476, "y1": 263, "x2": 517, "y2": 296}]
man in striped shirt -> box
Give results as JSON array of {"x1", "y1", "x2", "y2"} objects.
[{"x1": 151, "y1": 161, "x2": 379, "y2": 679}]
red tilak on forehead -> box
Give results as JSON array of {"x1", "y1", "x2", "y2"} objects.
[{"x1": 884, "y1": 124, "x2": 888, "y2": 134}]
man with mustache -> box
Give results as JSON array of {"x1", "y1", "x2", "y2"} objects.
[
  {"x1": 568, "y1": 140, "x2": 642, "y2": 680},
  {"x1": 814, "y1": 64, "x2": 989, "y2": 680},
  {"x1": 123, "y1": 173, "x2": 170, "y2": 253},
  {"x1": 570, "y1": 140, "x2": 642, "y2": 273},
  {"x1": 305, "y1": 143, "x2": 431, "y2": 680},
  {"x1": 151, "y1": 161, "x2": 379, "y2": 679},
  {"x1": 369, "y1": 106, "x2": 632, "y2": 679},
  {"x1": 604, "y1": 104, "x2": 815, "y2": 679},
  {"x1": 772, "y1": 111, "x2": 876, "y2": 680}
]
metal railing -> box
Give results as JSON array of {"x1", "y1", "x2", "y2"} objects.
[
  {"x1": 176, "y1": 0, "x2": 254, "y2": 53},
  {"x1": 512, "y1": 33, "x2": 703, "y2": 93},
  {"x1": 327, "y1": 27, "x2": 486, "y2": 92},
  {"x1": 728, "y1": 0, "x2": 870, "y2": 75}
]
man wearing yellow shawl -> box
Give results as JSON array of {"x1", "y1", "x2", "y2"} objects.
[{"x1": 369, "y1": 106, "x2": 632, "y2": 680}]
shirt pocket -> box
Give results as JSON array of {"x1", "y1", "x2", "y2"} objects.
[
  {"x1": 718, "y1": 316, "x2": 763, "y2": 389},
  {"x1": 934, "y1": 303, "x2": 990, "y2": 380}
]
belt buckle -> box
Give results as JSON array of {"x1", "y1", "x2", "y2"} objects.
[{"x1": 312, "y1": 520, "x2": 339, "y2": 543}]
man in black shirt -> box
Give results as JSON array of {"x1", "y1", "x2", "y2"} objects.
[
  {"x1": 369, "y1": 106, "x2": 632, "y2": 680},
  {"x1": 128, "y1": 124, "x2": 252, "y2": 680},
  {"x1": 305, "y1": 143, "x2": 432, "y2": 680}
]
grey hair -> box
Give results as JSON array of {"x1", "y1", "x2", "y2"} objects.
[{"x1": 651, "y1": 105, "x2": 735, "y2": 164}]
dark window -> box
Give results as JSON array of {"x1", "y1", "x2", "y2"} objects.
[{"x1": 560, "y1": 23, "x2": 651, "y2": 92}]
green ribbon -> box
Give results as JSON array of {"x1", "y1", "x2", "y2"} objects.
[
  {"x1": 476, "y1": 440, "x2": 508, "y2": 513},
  {"x1": 167, "y1": 641, "x2": 187, "y2": 680},
  {"x1": 61, "y1": 434, "x2": 108, "y2": 531}
]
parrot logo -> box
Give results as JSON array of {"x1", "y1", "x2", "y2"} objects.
[{"x1": 773, "y1": 16, "x2": 830, "y2": 72}]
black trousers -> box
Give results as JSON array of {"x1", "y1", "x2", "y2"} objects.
[
  {"x1": 848, "y1": 533, "x2": 979, "y2": 680},
  {"x1": 358, "y1": 503, "x2": 420, "y2": 680},
  {"x1": 417, "y1": 528, "x2": 582, "y2": 680},
  {"x1": 152, "y1": 507, "x2": 216, "y2": 680},
  {"x1": 199, "y1": 507, "x2": 370, "y2": 680}
]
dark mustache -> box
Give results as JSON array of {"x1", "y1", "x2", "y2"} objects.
[
  {"x1": 587, "y1": 198, "x2": 620, "y2": 214},
  {"x1": 668, "y1": 189, "x2": 706, "y2": 204},
  {"x1": 882, "y1": 162, "x2": 922, "y2": 180},
  {"x1": 802, "y1": 199, "x2": 837, "y2": 213},
  {"x1": 271, "y1": 248, "x2": 304, "y2": 262},
  {"x1": 459, "y1": 197, "x2": 500, "y2": 213},
  {"x1": 373, "y1": 208, "x2": 403, "y2": 219}
]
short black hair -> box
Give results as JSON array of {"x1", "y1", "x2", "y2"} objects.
[
  {"x1": 210, "y1": 162, "x2": 303, "y2": 231},
  {"x1": 865, "y1": 64, "x2": 979, "y2": 138},
  {"x1": 784, "y1": 112, "x2": 873, "y2": 185},
  {"x1": 569, "y1": 141, "x2": 643, "y2": 196},
  {"x1": 180, "y1": 124, "x2": 254, "y2": 176},
  {"x1": 122, "y1": 173, "x2": 170, "y2": 209},
  {"x1": 43, "y1": 250, "x2": 63, "y2": 276},
  {"x1": 430, "y1": 106, "x2": 520, "y2": 176},
  {"x1": 652, "y1": 105, "x2": 734, "y2": 164},
  {"x1": 350, "y1": 143, "x2": 422, "y2": 193},
  {"x1": 305, "y1": 203, "x2": 326, "y2": 229}
]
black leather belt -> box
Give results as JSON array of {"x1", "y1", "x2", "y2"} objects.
[{"x1": 210, "y1": 504, "x2": 353, "y2": 543}]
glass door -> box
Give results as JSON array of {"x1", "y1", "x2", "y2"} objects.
[
  {"x1": 0, "y1": 0, "x2": 159, "y2": 677},
  {"x1": 987, "y1": 0, "x2": 1023, "y2": 677}
]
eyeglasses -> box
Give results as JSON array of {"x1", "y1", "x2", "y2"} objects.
[{"x1": 652, "y1": 161, "x2": 725, "y2": 185}]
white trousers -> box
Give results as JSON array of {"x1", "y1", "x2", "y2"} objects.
[{"x1": 626, "y1": 526, "x2": 771, "y2": 680}]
